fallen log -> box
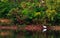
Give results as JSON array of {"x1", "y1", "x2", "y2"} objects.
[
  {"x1": 0, "y1": 25, "x2": 60, "y2": 36},
  {"x1": 0, "y1": 19, "x2": 12, "y2": 23},
  {"x1": 0, "y1": 25, "x2": 60, "y2": 31},
  {"x1": 50, "y1": 26, "x2": 60, "y2": 31}
]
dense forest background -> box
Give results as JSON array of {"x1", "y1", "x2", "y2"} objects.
[{"x1": 0, "y1": 0, "x2": 60, "y2": 38}]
